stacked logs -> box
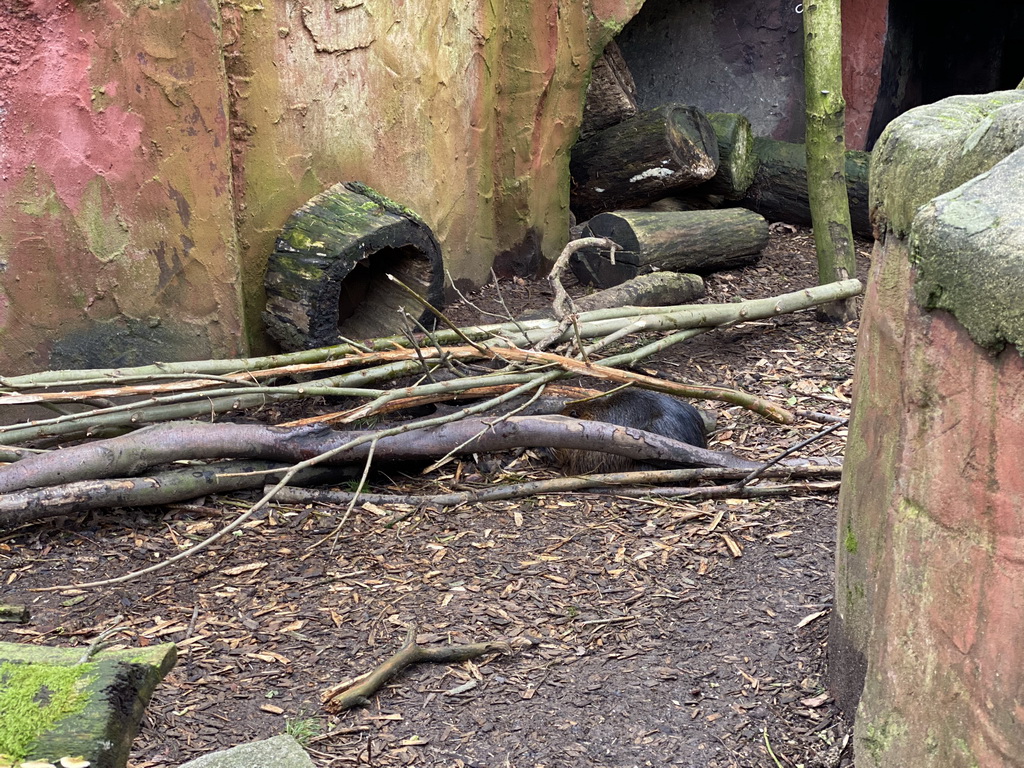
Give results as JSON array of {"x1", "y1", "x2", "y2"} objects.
[{"x1": 569, "y1": 41, "x2": 869, "y2": 290}]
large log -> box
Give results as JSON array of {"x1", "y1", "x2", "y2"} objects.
[
  {"x1": 263, "y1": 182, "x2": 445, "y2": 351},
  {"x1": 572, "y1": 209, "x2": 768, "y2": 287},
  {"x1": 740, "y1": 136, "x2": 871, "y2": 238},
  {"x1": 0, "y1": 641, "x2": 176, "y2": 768},
  {"x1": 579, "y1": 40, "x2": 638, "y2": 139},
  {"x1": 570, "y1": 105, "x2": 720, "y2": 220}
]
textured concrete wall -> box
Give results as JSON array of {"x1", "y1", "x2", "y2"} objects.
[
  {"x1": 0, "y1": 0, "x2": 243, "y2": 372},
  {"x1": 832, "y1": 93, "x2": 1024, "y2": 766},
  {"x1": 0, "y1": 0, "x2": 641, "y2": 372}
]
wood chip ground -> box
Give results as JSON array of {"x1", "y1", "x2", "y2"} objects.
[{"x1": 0, "y1": 227, "x2": 867, "y2": 768}]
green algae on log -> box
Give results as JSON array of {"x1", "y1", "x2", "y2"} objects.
[
  {"x1": 701, "y1": 112, "x2": 758, "y2": 200},
  {"x1": 263, "y1": 182, "x2": 445, "y2": 351},
  {"x1": 570, "y1": 105, "x2": 720, "y2": 220}
]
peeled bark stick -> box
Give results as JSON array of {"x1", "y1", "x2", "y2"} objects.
[
  {"x1": 0, "y1": 280, "x2": 863, "y2": 446},
  {"x1": 574, "y1": 209, "x2": 769, "y2": 287},
  {"x1": 1, "y1": 279, "x2": 859, "y2": 393},
  {"x1": 570, "y1": 104, "x2": 719, "y2": 219},
  {"x1": 0, "y1": 416, "x2": 764, "y2": 495}
]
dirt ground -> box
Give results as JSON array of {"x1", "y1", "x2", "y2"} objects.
[{"x1": 0, "y1": 227, "x2": 869, "y2": 768}]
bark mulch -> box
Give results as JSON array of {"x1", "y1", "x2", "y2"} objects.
[{"x1": 0, "y1": 226, "x2": 867, "y2": 768}]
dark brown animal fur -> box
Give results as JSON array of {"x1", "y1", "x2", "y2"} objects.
[{"x1": 551, "y1": 389, "x2": 708, "y2": 474}]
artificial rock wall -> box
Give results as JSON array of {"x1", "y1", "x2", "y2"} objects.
[
  {"x1": 0, "y1": 0, "x2": 640, "y2": 372},
  {"x1": 831, "y1": 90, "x2": 1024, "y2": 767}
]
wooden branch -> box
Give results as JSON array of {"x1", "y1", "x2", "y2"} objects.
[
  {"x1": 607, "y1": 480, "x2": 841, "y2": 499},
  {"x1": 0, "y1": 415, "x2": 764, "y2": 497},
  {"x1": 322, "y1": 627, "x2": 512, "y2": 711},
  {"x1": 269, "y1": 464, "x2": 843, "y2": 509},
  {"x1": 548, "y1": 237, "x2": 618, "y2": 320},
  {"x1": 0, "y1": 461, "x2": 339, "y2": 527},
  {"x1": 0, "y1": 280, "x2": 861, "y2": 445},
  {"x1": 489, "y1": 347, "x2": 794, "y2": 423}
]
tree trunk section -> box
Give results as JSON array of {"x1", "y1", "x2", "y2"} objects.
[
  {"x1": 579, "y1": 40, "x2": 638, "y2": 140},
  {"x1": 740, "y1": 137, "x2": 870, "y2": 238},
  {"x1": 701, "y1": 112, "x2": 758, "y2": 199},
  {"x1": 803, "y1": 0, "x2": 858, "y2": 322},
  {"x1": 572, "y1": 209, "x2": 768, "y2": 287},
  {"x1": 263, "y1": 182, "x2": 445, "y2": 351},
  {"x1": 570, "y1": 105, "x2": 720, "y2": 220}
]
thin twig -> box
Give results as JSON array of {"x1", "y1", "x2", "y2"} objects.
[
  {"x1": 735, "y1": 418, "x2": 848, "y2": 488},
  {"x1": 269, "y1": 465, "x2": 842, "y2": 509},
  {"x1": 386, "y1": 273, "x2": 489, "y2": 353}
]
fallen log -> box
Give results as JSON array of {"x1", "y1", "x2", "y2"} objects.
[
  {"x1": 519, "y1": 272, "x2": 705, "y2": 321},
  {"x1": 573, "y1": 209, "x2": 768, "y2": 287},
  {"x1": 570, "y1": 104, "x2": 719, "y2": 219},
  {"x1": 263, "y1": 181, "x2": 445, "y2": 351},
  {"x1": 573, "y1": 271, "x2": 706, "y2": 311},
  {"x1": 740, "y1": 137, "x2": 871, "y2": 238},
  {"x1": 580, "y1": 39, "x2": 638, "y2": 139}
]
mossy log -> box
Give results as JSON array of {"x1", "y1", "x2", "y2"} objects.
[
  {"x1": 740, "y1": 137, "x2": 870, "y2": 238},
  {"x1": 574, "y1": 271, "x2": 706, "y2": 311},
  {"x1": 579, "y1": 40, "x2": 638, "y2": 140},
  {"x1": 0, "y1": 641, "x2": 176, "y2": 768},
  {"x1": 572, "y1": 209, "x2": 768, "y2": 287},
  {"x1": 263, "y1": 182, "x2": 445, "y2": 351},
  {"x1": 570, "y1": 105, "x2": 720, "y2": 220},
  {"x1": 701, "y1": 112, "x2": 758, "y2": 199}
]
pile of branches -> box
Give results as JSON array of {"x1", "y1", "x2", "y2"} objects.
[{"x1": 0, "y1": 260, "x2": 860, "y2": 587}]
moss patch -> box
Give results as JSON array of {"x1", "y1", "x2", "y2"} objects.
[
  {"x1": 0, "y1": 661, "x2": 94, "y2": 760},
  {"x1": 844, "y1": 527, "x2": 858, "y2": 554}
]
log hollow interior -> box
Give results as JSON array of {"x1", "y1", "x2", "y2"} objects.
[{"x1": 336, "y1": 246, "x2": 434, "y2": 340}]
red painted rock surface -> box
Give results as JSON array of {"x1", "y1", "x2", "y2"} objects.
[
  {"x1": 833, "y1": 233, "x2": 1024, "y2": 766},
  {"x1": 0, "y1": 0, "x2": 242, "y2": 372},
  {"x1": 841, "y1": 0, "x2": 887, "y2": 150}
]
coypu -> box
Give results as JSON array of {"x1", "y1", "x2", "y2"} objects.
[{"x1": 551, "y1": 388, "x2": 708, "y2": 474}]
